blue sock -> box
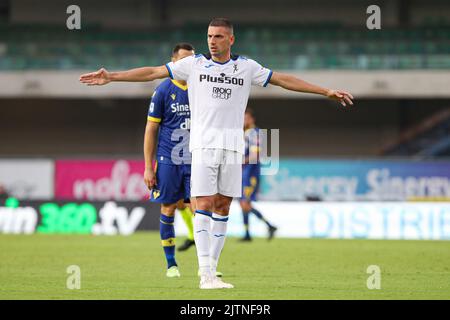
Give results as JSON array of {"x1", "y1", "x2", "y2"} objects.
[
  {"x1": 242, "y1": 210, "x2": 251, "y2": 238},
  {"x1": 160, "y1": 214, "x2": 177, "y2": 268},
  {"x1": 250, "y1": 208, "x2": 272, "y2": 227}
]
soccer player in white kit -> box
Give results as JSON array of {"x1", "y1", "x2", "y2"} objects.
[{"x1": 80, "y1": 18, "x2": 354, "y2": 290}]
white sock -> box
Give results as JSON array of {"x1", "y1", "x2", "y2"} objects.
[
  {"x1": 194, "y1": 210, "x2": 212, "y2": 277},
  {"x1": 210, "y1": 213, "x2": 228, "y2": 276}
]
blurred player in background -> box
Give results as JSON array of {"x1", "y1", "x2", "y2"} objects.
[
  {"x1": 143, "y1": 43, "x2": 196, "y2": 278},
  {"x1": 240, "y1": 108, "x2": 277, "y2": 242}
]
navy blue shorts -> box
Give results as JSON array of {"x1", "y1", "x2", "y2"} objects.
[
  {"x1": 150, "y1": 162, "x2": 191, "y2": 204},
  {"x1": 241, "y1": 165, "x2": 260, "y2": 201}
]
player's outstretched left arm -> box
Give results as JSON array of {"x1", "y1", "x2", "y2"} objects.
[
  {"x1": 270, "y1": 72, "x2": 354, "y2": 107},
  {"x1": 79, "y1": 66, "x2": 169, "y2": 86}
]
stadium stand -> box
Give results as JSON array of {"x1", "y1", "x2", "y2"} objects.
[
  {"x1": 1, "y1": 24, "x2": 450, "y2": 70},
  {"x1": 379, "y1": 108, "x2": 450, "y2": 157}
]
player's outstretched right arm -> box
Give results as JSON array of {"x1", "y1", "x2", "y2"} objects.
[{"x1": 79, "y1": 66, "x2": 169, "y2": 86}]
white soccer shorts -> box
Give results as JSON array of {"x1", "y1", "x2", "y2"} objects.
[{"x1": 191, "y1": 148, "x2": 242, "y2": 198}]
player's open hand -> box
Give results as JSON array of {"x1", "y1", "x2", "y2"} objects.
[
  {"x1": 326, "y1": 89, "x2": 354, "y2": 107},
  {"x1": 144, "y1": 168, "x2": 156, "y2": 190},
  {"x1": 79, "y1": 68, "x2": 111, "y2": 86}
]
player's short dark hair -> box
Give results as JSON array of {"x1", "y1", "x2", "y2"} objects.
[
  {"x1": 209, "y1": 17, "x2": 234, "y2": 33},
  {"x1": 172, "y1": 43, "x2": 195, "y2": 56}
]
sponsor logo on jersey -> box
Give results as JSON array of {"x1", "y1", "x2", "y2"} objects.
[
  {"x1": 170, "y1": 93, "x2": 176, "y2": 100},
  {"x1": 212, "y1": 87, "x2": 232, "y2": 100},
  {"x1": 170, "y1": 102, "x2": 190, "y2": 113},
  {"x1": 180, "y1": 118, "x2": 190, "y2": 130},
  {"x1": 199, "y1": 74, "x2": 244, "y2": 86}
]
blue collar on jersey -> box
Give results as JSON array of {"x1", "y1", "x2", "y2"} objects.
[{"x1": 203, "y1": 52, "x2": 239, "y2": 65}]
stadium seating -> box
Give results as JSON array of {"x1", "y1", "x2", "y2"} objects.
[
  {"x1": 1, "y1": 24, "x2": 450, "y2": 70},
  {"x1": 380, "y1": 108, "x2": 450, "y2": 157}
]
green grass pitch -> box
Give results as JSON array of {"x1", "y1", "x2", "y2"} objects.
[{"x1": 1, "y1": 232, "x2": 449, "y2": 299}]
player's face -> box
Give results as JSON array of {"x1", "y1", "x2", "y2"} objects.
[
  {"x1": 172, "y1": 49, "x2": 194, "y2": 62},
  {"x1": 244, "y1": 113, "x2": 254, "y2": 129},
  {"x1": 207, "y1": 26, "x2": 234, "y2": 58}
]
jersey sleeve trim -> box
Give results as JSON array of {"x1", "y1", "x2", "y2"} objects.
[
  {"x1": 263, "y1": 70, "x2": 273, "y2": 87},
  {"x1": 147, "y1": 116, "x2": 162, "y2": 123},
  {"x1": 165, "y1": 63, "x2": 174, "y2": 79}
]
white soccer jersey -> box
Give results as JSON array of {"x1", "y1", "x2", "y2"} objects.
[{"x1": 165, "y1": 53, "x2": 272, "y2": 154}]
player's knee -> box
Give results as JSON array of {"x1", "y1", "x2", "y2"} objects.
[
  {"x1": 240, "y1": 200, "x2": 251, "y2": 213},
  {"x1": 189, "y1": 200, "x2": 196, "y2": 213},
  {"x1": 196, "y1": 196, "x2": 214, "y2": 212},
  {"x1": 214, "y1": 197, "x2": 232, "y2": 215},
  {"x1": 175, "y1": 199, "x2": 186, "y2": 210},
  {"x1": 215, "y1": 204, "x2": 230, "y2": 215},
  {"x1": 161, "y1": 204, "x2": 177, "y2": 216}
]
